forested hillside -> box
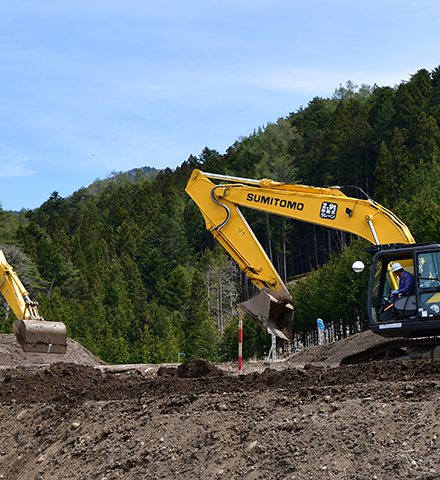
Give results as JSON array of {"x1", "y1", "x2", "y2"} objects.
[{"x1": 1, "y1": 67, "x2": 440, "y2": 363}]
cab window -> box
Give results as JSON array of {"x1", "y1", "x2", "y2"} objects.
[{"x1": 417, "y1": 252, "x2": 440, "y2": 289}]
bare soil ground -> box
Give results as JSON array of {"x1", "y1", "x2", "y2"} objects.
[
  {"x1": 1, "y1": 332, "x2": 440, "y2": 479},
  {"x1": 0, "y1": 334, "x2": 103, "y2": 367}
]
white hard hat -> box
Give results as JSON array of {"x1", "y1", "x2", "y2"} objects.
[{"x1": 391, "y1": 262, "x2": 403, "y2": 273}]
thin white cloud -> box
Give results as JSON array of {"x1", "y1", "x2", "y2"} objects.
[{"x1": 0, "y1": 160, "x2": 36, "y2": 178}]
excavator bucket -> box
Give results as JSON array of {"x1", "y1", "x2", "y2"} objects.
[
  {"x1": 238, "y1": 291, "x2": 294, "y2": 341},
  {"x1": 13, "y1": 319, "x2": 67, "y2": 354}
]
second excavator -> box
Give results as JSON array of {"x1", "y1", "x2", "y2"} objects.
[
  {"x1": 0, "y1": 250, "x2": 67, "y2": 353},
  {"x1": 186, "y1": 169, "x2": 440, "y2": 342}
]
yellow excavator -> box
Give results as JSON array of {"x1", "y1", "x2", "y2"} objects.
[
  {"x1": 186, "y1": 169, "x2": 440, "y2": 343},
  {"x1": 0, "y1": 250, "x2": 67, "y2": 353}
]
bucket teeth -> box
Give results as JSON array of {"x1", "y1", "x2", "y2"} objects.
[{"x1": 13, "y1": 320, "x2": 67, "y2": 354}]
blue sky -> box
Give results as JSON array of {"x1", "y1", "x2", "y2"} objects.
[{"x1": 1, "y1": 0, "x2": 440, "y2": 210}]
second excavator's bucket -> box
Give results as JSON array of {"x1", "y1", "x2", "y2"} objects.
[
  {"x1": 238, "y1": 291, "x2": 294, "y2": 341},
  {"x1": 13, "y1": 319, "x2": 67, "y2": 354}
]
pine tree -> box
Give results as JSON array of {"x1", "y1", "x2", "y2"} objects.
[
  {"x1": 161, "y1": 265, "x2": 192, "y2": 312},
  {"x1": 184, "y1": 269, "x2": 219, "y2": 360},
  {"x1": 374, "y1": 141, "x2": 396, "y2": 206},
  {"x1": 411, "y1": 112, "x2": 440, "y2": 168},
  {"x1": 394, "y1": 69, "x2": 432, "y2": 133}
]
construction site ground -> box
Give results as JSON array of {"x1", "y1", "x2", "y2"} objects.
[{"x1": 1, "y1": 332, "x2": 440, "y2": 479}]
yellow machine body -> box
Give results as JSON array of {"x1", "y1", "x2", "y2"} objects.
[
  {"x1": 186, "y1": 169, "x2": 415, "y2": 339},
  {"x1": 0, "y1": 250, "x2": 67, "y2": 354}
]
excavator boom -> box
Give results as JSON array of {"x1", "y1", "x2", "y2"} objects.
[
  {"x1": 186, "y1": 169, "x2": 415, "y2": 339},
  {"x1": 0, "y1": 250, "x2": 66, "y2": 353}
]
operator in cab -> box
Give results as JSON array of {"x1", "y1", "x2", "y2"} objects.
[{"x1": 391, "y1": 262, "x2": 415, "y2": 297}]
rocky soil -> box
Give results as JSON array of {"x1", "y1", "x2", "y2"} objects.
[{"x1": 0, "y1": 332, "x2": 440, "y2": 479}]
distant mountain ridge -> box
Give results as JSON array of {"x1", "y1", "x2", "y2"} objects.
[
  {"x1": 126, "y1": 166, "x2": 161, "y2": 179},
  {"x1": 81, "y1": 165, "x2": 162, "y2": 196}
]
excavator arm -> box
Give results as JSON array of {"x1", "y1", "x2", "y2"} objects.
[
  {"x1": 185, "y1": 169, "x2": 415, "y2": 339},
  {"x1": 0, "y1": 250, "x2": 67, "y2": 353}
]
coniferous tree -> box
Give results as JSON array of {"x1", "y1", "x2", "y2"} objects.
[
  {"x1": 374, "y1": 141, "x2": 396, "y2": 206},
  {"x1": 2, "y1": 64, "x2": 440, "y2": 362},
  {"x1": 184, "y1": 268, "x2": 219, "y2": 360}
]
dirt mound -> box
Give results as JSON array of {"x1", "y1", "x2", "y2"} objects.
[
  {"x1": 2, "y1": 358, "x2": 440, "y2": 405},
  {"x1": 157, "y1": 360, "x2": 225, "y2": 379},
  {"x1": 2, "y1": 332, "x2": 440, "y2": 479},
  {"x1": 1, "y1": 359, "x2": 440, "y2": 479},
  {"x1": 0, "y1": 334, "x2": 103, "y2": 367},
  {"x1": 176, "y1": 359, "x2": 225, "y2": 378},
  {"x1": 287, "y1": 330, "x2": 403, "y2": 366},
  {"x1": 156, "y1": 365, "x2": 177, "y2": 377}
]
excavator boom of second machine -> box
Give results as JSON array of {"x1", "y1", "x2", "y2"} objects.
[{"x1": 0, "y1": 250, "x2": 67, "y2": 353}]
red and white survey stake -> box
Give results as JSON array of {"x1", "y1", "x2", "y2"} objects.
[{"x1": 238, "y1": 316, "x2": 243, "y2": 374}]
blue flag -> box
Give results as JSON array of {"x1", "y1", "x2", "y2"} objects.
[{"x1": 316, "y1": 318, "x2": 326, "y2": 332}]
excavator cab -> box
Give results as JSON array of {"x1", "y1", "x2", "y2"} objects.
[{"x1": 367, "y1": 243, "x2": 440, "y2": 338}]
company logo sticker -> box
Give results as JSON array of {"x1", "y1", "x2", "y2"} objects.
[{"x1": 320, "y1": 202, "x2": 338, "y2": 220}]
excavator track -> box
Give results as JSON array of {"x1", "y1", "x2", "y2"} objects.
[{"x1": 340, "y1": 336, "x2": 440, "y2": 364}]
